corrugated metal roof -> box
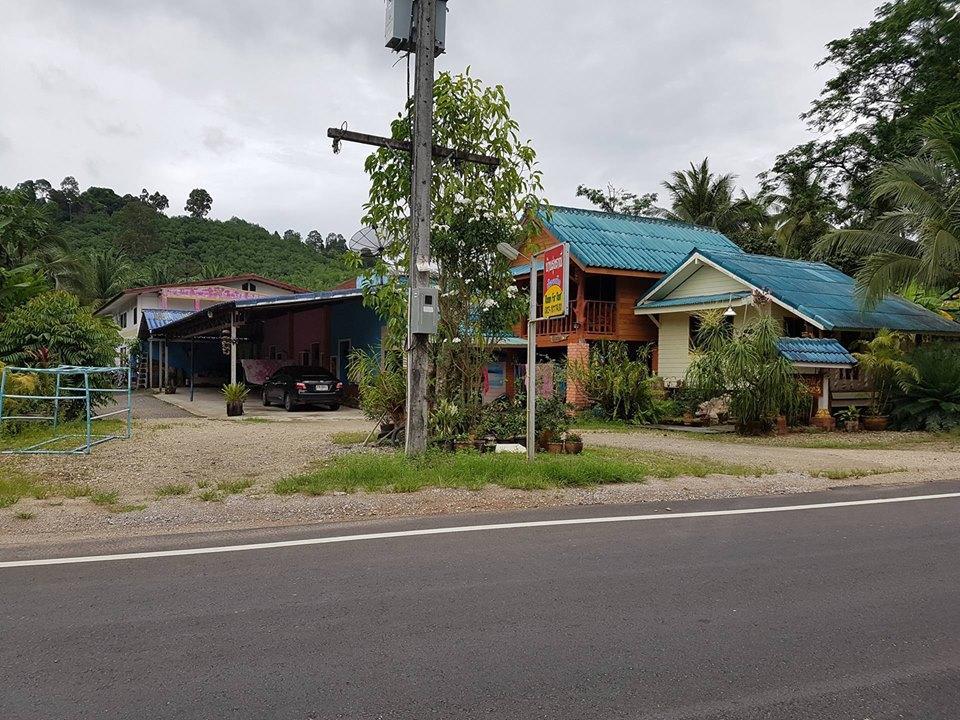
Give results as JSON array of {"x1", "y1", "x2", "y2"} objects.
[
  {"x1": 638, "y1": 290, "x2": 751, "y2": 309},
  {"x1": 141, "y1": 309, "x2": 195, "y2": 332},
  {"x1": 233, "y1": 288, "x2": 362, "y2": 309},
  {"x1": 777, "y1": 338, "x2": 856, "y2": 366},
  {"x1": 690, "y1": 249, "x2": 960, "y2": 334},
  {"x1": 539, "y1": 206, "x2": 742, "y2": 273}
]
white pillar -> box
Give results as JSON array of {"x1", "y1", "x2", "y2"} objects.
[
  {"x1": 230, "y1": 314, "x2": 238, "y2": 385},
  {"x1": 818, "y1": 373, "x2": 830, "y2": 412}
]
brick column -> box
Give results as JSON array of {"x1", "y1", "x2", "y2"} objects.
[{"x1": 566, "y1": 340, "x2": 590, "y2": 408}]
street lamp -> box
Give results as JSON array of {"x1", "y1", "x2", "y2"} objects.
[{"x1": 496, "y1": 242, "x2": 537, "y2": 461}]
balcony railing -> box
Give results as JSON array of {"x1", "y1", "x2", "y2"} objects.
[{"x1": 519, "y1": 300, "x2": 618, "y2": 338}]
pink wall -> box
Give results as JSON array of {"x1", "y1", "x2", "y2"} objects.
[{"x1": 260, "y1": 307, "x2": 329, "y2": 363}]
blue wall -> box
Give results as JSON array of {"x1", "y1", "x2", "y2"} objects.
[{"x1": 329, "y1": 300, "x2": 382, "y2": 382}]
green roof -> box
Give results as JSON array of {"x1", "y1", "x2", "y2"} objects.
[
  {"x1": 776, "y1": 338, "x2": 856, "y2": 366},
  {"x1": 640, "y1": 249, "x2": 960, "y2": 335},
  {"x1": 538, "y1": 206, "x2": 742, "y2": 273},
  {"x1": 638, "y1": 291, "x2": 751, "y2": 309}
]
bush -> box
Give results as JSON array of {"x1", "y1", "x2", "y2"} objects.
[
  {"x1": 0, "y1": 290, "x2": 120, "y2": 367},
  {"x1": 568, "y1": 341, "x2": 668, "y2": 423},
  {"x1": 348, "y1": 348, "x2": 406, "y2": 427},
  {"x1": 891, "y1": 342, "x2": 960, "y2": 431}
]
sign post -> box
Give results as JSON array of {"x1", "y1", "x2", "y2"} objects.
[{"x1": 526, "y1": 243, "x2": 568, "y2": 461}]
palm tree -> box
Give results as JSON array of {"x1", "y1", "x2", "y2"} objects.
[
  {"x1": 767, "y1": 168, "x2": 836, "y2": 259},
  {"x1": 851, "y1": 330, "x2": 917, "y2": 416},
  {"x1": 69, "y1": 248, "x2": 137, "y2": 305},
  {"x1": 817, "y1": 110, "x2": 960, "y2": 303}
]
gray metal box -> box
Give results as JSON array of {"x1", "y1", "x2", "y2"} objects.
[
  {"x1": 409, "y1": 286, "x2": 440, "y2": 335},
  {"x1": 385, "y1": 0, "x2": 447, "y2": 56}
]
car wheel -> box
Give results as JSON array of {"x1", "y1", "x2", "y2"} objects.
[
  {"x1": 284, "y1": 393, "x2": 296, "y2": 412},
  {"x1": 326, "y1": 403, "x2": 340, "y2": 411},
  {"x1": 262, "y1": 389, "x2": 271, "y2": 406}
]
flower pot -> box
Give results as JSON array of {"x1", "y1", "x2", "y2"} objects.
[
  {"x1": 682, "y1": 412, "x2": 696, "y2": 427},
  {"x1": 226, "y1": 401, "x2": 244, "y2": 417},
  {"x1": 811, "y1": 413, "x2": 836, "y2": 431},
  {"x1": 844, "y1": 420, "x2": 860, "y2": 432},
  {"x1": 776, "y1": 415, "x2": 788, "y2": 435},
  {"x1": 564, "y1": 440, "x2": 583, "y2": 454},
  {"x1": 546, "y1": 441, "x2": 564, "y2": 454},
  {"x1": 163, "y1": 386, "x2": 177, "y2": 395},
  {"x1": 454, "y1": 440, "x2": 474, "y2": 452},
  {"x1": 863, "y1": 416, "x2": 888, "y2": 431}
]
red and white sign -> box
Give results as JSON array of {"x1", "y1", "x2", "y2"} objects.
[{"x1": 541, "y1": 244, "x2": 569, "y2": 319}]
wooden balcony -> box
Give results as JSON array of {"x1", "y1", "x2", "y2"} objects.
[{"x1": 519, "y1": 300, "x2": 618, "y2": 338}]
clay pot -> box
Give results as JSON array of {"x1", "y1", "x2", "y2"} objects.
[
  {"x1": 226, "y1": 401, "x2": 244, "y2": 417},
  {"x1": 564, "y1": 440, "x2": 584, "y2": 454},
  {"x1": 546, "y1": 441, "x2": 565, "y2": 454},
  {"x1": 454, "y1": 440, "x2": 474, "y2": 452},
  {"x1": 844, "y1": 420, "x2": 860, "y2": 433},
  {"x1": 863, "y1": 416, "x2": 888, "y2": 431}
]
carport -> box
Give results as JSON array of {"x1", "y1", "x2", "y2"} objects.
[{"x1": 140, "y1": 289, "x2": 384, "y2": 400}]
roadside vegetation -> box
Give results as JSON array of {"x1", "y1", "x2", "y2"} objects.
[{"x1": 275, "y1": 448, "x2": 762, "y2": 496}]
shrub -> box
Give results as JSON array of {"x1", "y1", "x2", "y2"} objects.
[
  {"x1": 891, "y1": 342, "x2": 960, "y2": 431},
  {"x1": 348, "y1": 348, "x2": 406, "y2": 427},
  {"x1": 221, "y1": 383, "x2": 250, "y2": 403},
  {"x1": 852, "y1": 330, "x2": 916, "y2": 415},
  {"x1": 568, "y1": 341, "x2": 668, "y2": 423},
  {"x1": 686, "y1": 310, "x2": 807, "y2": 433}
]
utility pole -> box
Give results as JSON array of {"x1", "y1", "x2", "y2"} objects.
[{"x1": 404, "y1": 0, "x2": 436, "y2": 457}]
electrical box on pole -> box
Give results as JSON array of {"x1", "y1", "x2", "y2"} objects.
[
  {"x1": 385, "y1": 0, "x2": 447, "y2": 56},
  {"x1": 409, "y1": 286, "x2": 440, "y2": 335}
]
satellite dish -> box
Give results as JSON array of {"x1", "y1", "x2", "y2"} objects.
[{"x1": 349, "y1": 227, "x2": 386, "y2": 255}]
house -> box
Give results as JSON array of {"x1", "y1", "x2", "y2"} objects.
[
  {"x1": 95, "y1": 274, "x2": 308, "y2": 341},
  {"x1": 634, "y1": 247, "x2": 960, "y2": 410},
  {"x1": 511, "y1": 206, "x2": 743, "y2": 403}
]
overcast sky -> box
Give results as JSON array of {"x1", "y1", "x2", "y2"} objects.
[{"x1": 1, "y1": 1, "x2": 878, "y2": 239}]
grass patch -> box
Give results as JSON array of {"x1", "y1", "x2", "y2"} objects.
[
  {"x1": 155, "y1": 483, "x2": 190, "y2": 499},
  {"x1": 570, "y1": 416, "x2": 648, "y2": 432},
  {"x1": 239, "y1": 417, "x2": 270, "y2": 424},
  {"x1": 0, "y1": 419, "x2": 125, "y2": 452},
  {"x1": 817, "y1": 467, "x2": 905, "y2": 480},
  {"x1": 197, "y1": 488, "x2": 223, "y2": 502},
  {"x1": 275, "y1": 447, "x2": 762, "y2": 496},
  {"x1": 14, "y1": 510, "x2": 35, "y2": 520},
  {"x1": 60, "y1": 483, "x2": 92, "y2": 498},
  {"x1": 216, "y1": 478, "x2": 254, "y2": 495},
  {"x1": 330, "y1": 430, "x2": 369, "y2": 446},
  {"x1": 196, "y1": 480, "x2": 210, "y2": 489},
  {"x1": 0, "y1": 467, "x2": 90, "y2": 508},
  {"x1": 90, "y1": 490, "x2": 119, "y2": 507},
  {"x1": 632, "y1": 426, "x2": 960, "y2": 450}
]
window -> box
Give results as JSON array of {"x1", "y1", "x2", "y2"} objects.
[
  {"x1": 118, "y1": 312, "x2": 128, "y2": 329},
  {"x1": 688, "y1": 315, "x2": 702, "y2": 350},
  {"x1": 784, "y1": 317, "x2": 806, "y2": 338},
  {"x1": 242, "y1": 282, "x2": 257, "y2": 292},
  {"x1": 133, "y1": 307, "x2": 138, "y2": 325},
  {"x1": 585, "y1": 274, "x2": 616, "y2": 302}
]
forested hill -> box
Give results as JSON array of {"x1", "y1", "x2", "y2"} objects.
[
  {"x1": 58, "y1": 208, "x2": 354, "y2": 291},
  {"x1": 5, "y1": 179, "x2": 355, "y2": 293}
]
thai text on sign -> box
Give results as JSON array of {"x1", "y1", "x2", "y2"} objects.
[{"x1": 541, "y1": 244, "x2": 568, "y2": 319}]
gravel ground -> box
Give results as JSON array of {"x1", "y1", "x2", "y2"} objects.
[{"x1": 3, "y1": 419, "x2": 959, "y2": 545}]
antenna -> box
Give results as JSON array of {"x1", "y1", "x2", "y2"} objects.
[{"x1": 348, "y1": 226, "x2": 386, "y2": 256}]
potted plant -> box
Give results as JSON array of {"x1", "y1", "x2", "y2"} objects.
[
  {"x1": 812, "y1": 408, "x2": 836, "y2": 431},
  {"x1": 853, "y1": 330, "x2": 916, "y2": 431},
  {"x1": 563, "y1": 432, "x2": 583, "y2": 454},
  {"x1": 222, "y1": 382, "x2": 249, "y2": 416},
  {"x1": 837, "y1": 405, "x2": 861, "y2": 432}
]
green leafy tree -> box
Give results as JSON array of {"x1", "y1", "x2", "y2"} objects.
[
  {"x1": 575, "y1": 184, "x2": 658, "y2": 216},
  {"x1": 0, "y1": 290, "x2": 121, "y2": 367},
  {"x1": 685, "y1": 308, "x2": 807, "y2": 433},
  {"x1": 184, "y1": 188, "x2": 213, "y2": 218},
  {"x1": 773, "y1": 0, "x2": 960, "y2": 219},
  {"x1": 817, "y1": 110, "x2": 960, "y2": 303},
  {"x1": 360, "y1": 69, "x2": 545, "y2": 410},
  {"x1": 852, "y1": 329, "x2": 917, "y2": 415},
  {"x1": 139, "y1": 188, "x2": 169, "y2": 213},
  {"x1": 115, "y1": 200, "x2": 162, "y2": 258},
  {"x1": 69, "y1": 248, "x2": 138, "y2": 305}
]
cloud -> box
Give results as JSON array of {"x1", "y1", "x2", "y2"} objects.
[{"x1": 0, "y1": 0, "x2": 878, "y2": 238}]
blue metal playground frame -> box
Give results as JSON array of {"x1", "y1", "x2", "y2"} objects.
[{"x1": 0, "y1": 365, "x2": 133, "y2": 455}]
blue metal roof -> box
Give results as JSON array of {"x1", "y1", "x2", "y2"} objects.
[
  {"x1": 638, "y1": 290, "x2": 751, "y2": 309},
  {"x1": 510, "y1": 261, "x2": 544, "y2": 277},
  {"x1": 538, "y1": 206, "x2": 742, "y2": 273},
  {"x1": 233, "y1": 288, "x2": 362, "y2": 309},
  {"x1": 141, "y1": 309, "x2": 195, "y2": 332},
  {"x1": 644, "y1": 249, "x2": 960, "y2": 335},
  {"x1": 777, "y1": 338, "x2": 856, "y2": 366}
]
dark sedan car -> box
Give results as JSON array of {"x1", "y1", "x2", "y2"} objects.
[{"x1": 261, "y1": 366, "x2": 343, "y2": 411}]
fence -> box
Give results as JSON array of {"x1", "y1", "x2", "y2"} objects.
[{"x1": 0, "y1": 365, "x2": 133, "y2": 455}]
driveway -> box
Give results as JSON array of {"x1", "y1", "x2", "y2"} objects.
[
  {"x1": 154, "y1": 387, "x2": 368, "y2": 422},
  {"x1": 3, "y1": 483, "x2": 959, "y2": 719}
]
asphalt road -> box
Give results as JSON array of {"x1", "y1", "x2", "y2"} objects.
[{"x1": 2, "y1": 482, "x2": 959, "y2": 719}]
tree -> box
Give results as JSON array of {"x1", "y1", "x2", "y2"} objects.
[
  {"x1": 773, "y1": 0, "x2": 960, "y2": 219},
  {"x1": 59, "y1": 176, "x2": 79, "y2": 219},
  {"x1": 305, "y1": 230, "x2": 324, "y2": 252},
  {"x1": 0, "y1": 290, "x2": 121, "y2": 367},
  {"x1": 817, "y1": 110, "x2": 960, "y2": 303},
  {"x1": 575, "y1": 184, "x2": 658, "y2": 216},
  {"x1": 325, "y1": 232, "x2": 347, "y2": 253},
  {"x1": 139, "y1": 188, "x2": 169, "y2": 213},
  {"x1": 852, "y1": 330, "x2": 917, "y2": 416},
  {"x1": 361, "y1": 69, "x2": 544, "y2": 409},
  {"x1": 685, "y1": 307, "x2": 808, "y2": 433},
  {"x1": 115, "y1": 200, "x2": 161, "y2": 258},
  {"x1": 282, "y1": 229, "x2": 302, "y2": 243},
  {"x1": 184, "y1": 188, "x2": 213, "y2": 218},
  {"x1": 69, "y1": 248, "x2": 138, "y2": 305}
]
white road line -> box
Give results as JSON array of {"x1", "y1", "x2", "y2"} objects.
[{"x1": 3, "y1": 491, "x2": 958, "y2": 569}]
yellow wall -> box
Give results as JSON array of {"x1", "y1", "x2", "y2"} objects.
[
  {"x1": 671, "y1": 265, "x2": 746, "y2": 298},
  {"x1": 657, "y1": 313, "x2": 692, "y2": 382}
]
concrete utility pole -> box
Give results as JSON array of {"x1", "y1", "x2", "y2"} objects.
[{"x1": 405, "y1": 0, "x2": 437, "y2": 457}]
